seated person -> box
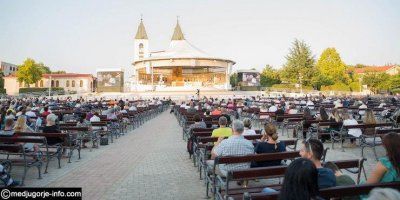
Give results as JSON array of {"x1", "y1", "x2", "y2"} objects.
[
  {"x1": 211, "y1": 116, "x2": 232, "y2": 138},
  {"x1": 268, "y1": 102, "x2": 278, "y2": 112},
  {"x1": 14, "y1": 116, "x2": 36, "y2": 151},
  {"x1": 42, "y1": 114, "x2": 63, "y2": 146},
  {"x1": 366, "y1": 132, "x2": 400, "y2": 184},
  {"x1": 210, "y1": 120, "x2": 254, "y2": 176},
  {"x1": 211, "y1": 107, "x2": 222, "y2": 116},
  {"x1": 262, "y1": 158, "x2": 322, "y2": 200},
  {"x1": 0, "y1": 118, "x2": 15, "y2": 136},
  {"x1": 342, "y1": 111, "x2": 362, "y2": 148},
  {"x1": 253, "y1": 124, "x2": 286, "y2": 167},
  {"x1": 188, "y1": 114, "x2": 207, "y2": 132},
  {"x1": 324, "y1": 161, "x2": 356, "y2": 185},
  {"x1": 300, "y1": 139, "x2": 336, "y2": 189},
  {"x1": 242, "y1": 118, "x2": 256, "y2": 136}
]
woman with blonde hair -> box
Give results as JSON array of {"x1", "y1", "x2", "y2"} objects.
[
  {"x1": 14, "y1": 116, "x2": 36, "y2": 152},
  {"x1": 14, "y1": 116, "x2": 34, "y2": 133},
  {"x1": 253, "y1": 123, "x2": 286, "y2": 167}
]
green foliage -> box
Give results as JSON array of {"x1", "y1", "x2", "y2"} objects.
[
  {"x1": 260, "y1": 65, "x2": 281, "y2": 87},
  {"x1": 311, "y1": 71, "x2": 334, "y2": 90},
  {"x1": 349, "y1": 82, "x2": 361, "y2": 92},
  {"x1": 0, "y1": 88, "x2": 6, "y2": 94},
  {"x1": 270, "y1": 84, "x2": 313, "y2": 91},
  {"x1": 230, "y1": 73, "x2": 238, "y2": 87},
  {"x1": 37, "y1": 63, "x2": 51, "y2": 74},
  {"x1": 19, "y1": 87, "x2": 64, "y2": 94},
  {"x1": 16, "y1": 58, "x2": 44, "y2": 87},
  {"x1": 52, "y1": 70, "x2": 66, "y2": 74},
  {"x1": 321, "y1": 82, "x2": 351, "y2": 91},
  {"x1": 354, "y1": 64, "x2": 367, "y2": 68},
  {"x1": 316, "y1": 48, "x2": 349, "y2": 83},
  {"x1": 280, "y1": 39, "x2": 315, "y2": 86},
  {"x1": 362, "y1": 72, "x2": 391, "y2": 93},
  {"x1": 0, "y1": 72, "x2": 4, "y2": 89},
  {"x1": 389, "y1": 75, "x2": 400, "y2": 92}
]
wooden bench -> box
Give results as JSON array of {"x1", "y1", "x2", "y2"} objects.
[
  {"x1": 198, "y1": 139, "x2": 298, "y2": 181},
  {"x1": 331, "y1": 122, "x2": 393, "y2": 151},
  {"x1": 14, "y1": 132, "x2": 69, "y2": 172},
  {"x1": 0, "y1": 137, "x2": 46, "y2": 185},
  {"x1": 224, "y1": 159, "x2": 366, "y2": 200},
  {"x1": 207, "y1": 151, "x2": 301, "y2": 198},
  {"x1": 360, "y1": 128, "x2": 400, "y2": 160},
  {"x1": 236, "y1": 181, "x2": 400, "y2": 200}
]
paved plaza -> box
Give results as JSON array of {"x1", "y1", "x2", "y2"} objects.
[{"x1": 12, "y1": 110, "x2": 386, "y2": 200}]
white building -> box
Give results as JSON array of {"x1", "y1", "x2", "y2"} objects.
[
  {"x1": 131, "y1": 18, "x2": 235, "y2": 91},
  {"x1": 4, "y1": 73, "x2": 95, "y2": 95},
  {"x1": 0, "y1": 61, "x2": 18, "y2": 76}
]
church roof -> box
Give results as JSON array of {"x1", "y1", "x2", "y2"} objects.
[
  {"x1": 171, "y1": 21, "x2": 185, "y2": 40},
  {"x1": 134, "y1": 20, "x2": 148, "y2": 39},
  {"x1": 134, "y1": 19, "x2": 235, "y2": 65}
]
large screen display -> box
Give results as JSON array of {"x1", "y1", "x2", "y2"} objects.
[
  {"x1": 240, "y1": 72, "x2": 260, "y2": 86},
  {"x1": 97, "y1": 71, "x2": 124, "y2": 92}
]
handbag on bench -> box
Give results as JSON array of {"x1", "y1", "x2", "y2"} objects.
[{"x1": 100, "y1": 136, "x2": 108, "y2": 145}]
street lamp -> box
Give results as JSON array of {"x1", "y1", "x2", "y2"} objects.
[
  {"x1": 298, "y1": 72, "x2": 303, "y2": 94},
  {"x1": 48, "y1": 75, "x2": 52, "y2": 97}
]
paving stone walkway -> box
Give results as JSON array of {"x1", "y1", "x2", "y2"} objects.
[{"x1": 43, "y1": 111, "x2": 204, "y2": 200}]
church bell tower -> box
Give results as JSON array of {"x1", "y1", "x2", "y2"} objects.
[{"x1": 134, "y1": 17, "x2": 149, "y2": 61}]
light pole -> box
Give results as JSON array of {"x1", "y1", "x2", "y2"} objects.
[
  {"x1": 48, "y1": 75, "x2": 52, "y2": 97},
  {"x1": 299, "y1": 72, "x2": 303, "y2": 94}
]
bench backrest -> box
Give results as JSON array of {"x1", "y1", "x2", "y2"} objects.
[
  {"x1": 216, "y1": 151, "x2": 300, "y2": 165},
  {"x1": 245, "y1": 182, "x2": 400, "y2": 200}
]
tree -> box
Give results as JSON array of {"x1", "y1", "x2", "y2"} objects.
[
  {"x1": 362, "y1": 72, "x2": 391, "y2": 93},
  {"x1": 16, "y1": 58, "x2": 43, "y2": 87},
  {"x1": 316, "y1": 48, "x2": 349, "y2": 84},
  {"x1": 52, "y1": 70, "x2": 66, "y2": 74},
  {"x1": 37, "y1": 63, "x2": 51, "y2": 74},
  {"x1": 354, "y1": 64, "x2": 367, "y2": 68},
  {"x1": 311, "y1": 71, "x2": 334, "y2": 90},
  {"x1": 0, "y1": 72, "x2": 4, "y2": 89},
  {"x1": 260, "y1": 65, "x2": 281, "y2": 87},
  {"x1": 280, "y1": 39, "x2": 315, "y2": 86},
  {"x1": 230, "y1": 73, "x2": 238, "y2": 87},
  {"x1": 389, "y1": 75, "x2": 400, "y2": 91}
]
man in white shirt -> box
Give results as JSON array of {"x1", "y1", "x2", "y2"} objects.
[
  {"x1": 25, "y1": 107, "x2": 36, "y2": 118},
  {"x1": 90, "y1": 112, "x2": 101, "y2": 122},
  {"x1": 358, "y1": 102, "x2": 368, "y2": 117},
  {"x1": 129, "y1": 104, "x2": 137, "y2": 111},
  {"x1": 268, "y1": 103, "x2": 278, "y2": 112}
]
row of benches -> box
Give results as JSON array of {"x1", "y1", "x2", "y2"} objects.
[
  {"x1": 0, "y1": 103, "x2": 169, "y2": 186},
  {"x1": 175, "y1": 108, "x2": 400, "y2": 200}
]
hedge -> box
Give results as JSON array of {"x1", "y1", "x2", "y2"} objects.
[
  {"x1": 0, "y1": 88, "x2": 5, "y2": 94},
  {"x1": 19, "y1": 87, "x2": 64, "y2": 94},
  {"x1": 269, "y1": 84, "x2": 313, "y2": 91},
  {"x1": 321, "y1": 83, "x2": 351, "y2": 92}
]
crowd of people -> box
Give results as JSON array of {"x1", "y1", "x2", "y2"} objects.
[{"x1": 179, "y1": 94, "x2": 400, "y2": 200}]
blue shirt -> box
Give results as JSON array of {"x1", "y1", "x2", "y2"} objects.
[{"x1": 318, "y1": 168, "x2": 336, "y2": 189}]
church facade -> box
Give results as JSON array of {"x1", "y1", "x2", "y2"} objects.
[{"x1": 131, "y1": 19, "x2": 235, "y2": 91}]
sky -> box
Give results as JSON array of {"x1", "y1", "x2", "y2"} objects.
[{"x1": 0, "y1": 0, "x2": 399, "y2": 77}]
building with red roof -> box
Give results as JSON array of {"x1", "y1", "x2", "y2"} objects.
[{"x1": 350, "y1": 65, "x2": 399, "y2": 75}]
